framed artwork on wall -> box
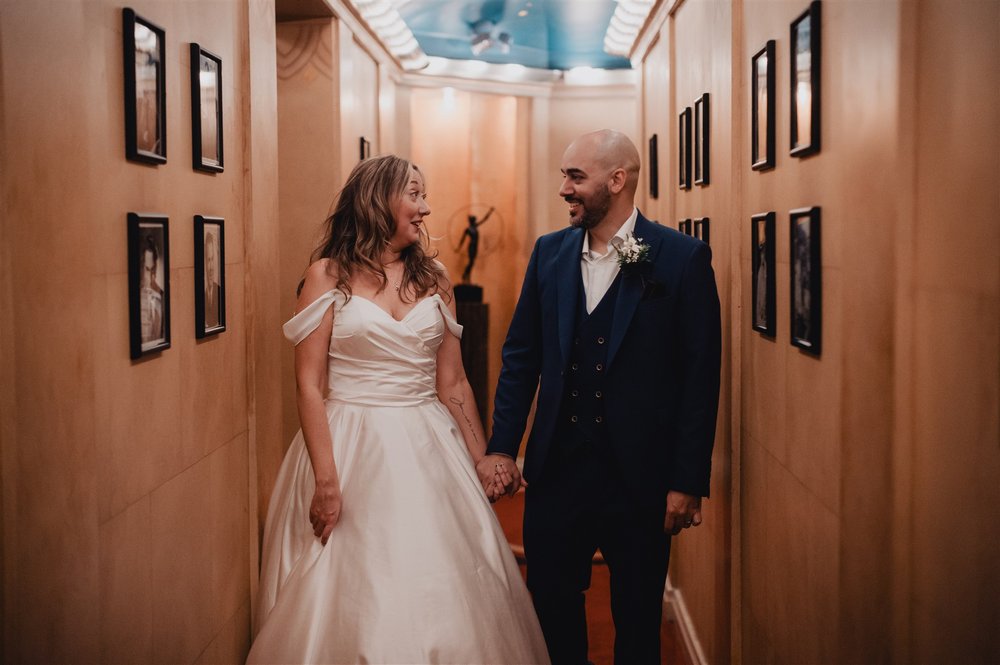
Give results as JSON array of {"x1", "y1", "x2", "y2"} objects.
[
  {"x1": 648, "y1": 134, "x2": 659, "y2": 199},
  {"x1": 790, "y1": 1, "x2": 822, "y2": 157},
  {"x1": 190, "y1": 44, "x2": 224, "y2": 173},
  {"x1": 751, "y1": 211, "x2": 776, "y2": 336},
  {"x1": 694, "y1": 93, "x2": 710, "y2": 185},
  {"x1": 678, "y1": 219, "x2": 692, "y2": 235},
  {"x1": 123, "y1": 8, "x2": 166, "y2": 164},
  {"x1": 751, "y1": 40, "x2": 776, "y2": 171},
  {"x1": 678, "y1": 107, "x2": 692, "y2": 190},
  {"x1": 194, "y1": 216, "x2": 226, "y2": 339},
  {"x1": 694, "y1": 217, "x2": 710, "y2": 245},
  {"x1": 790, "y1": 206, "x2": 821, "y2": 354},
  {"x1": 128, "y1": 213, "x2": 171, "y2": 359},
  {"x1": 359, "y1": 136, "x2": 371, "y2": 161}
]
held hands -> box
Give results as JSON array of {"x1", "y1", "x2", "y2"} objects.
[
  {"x1": 475, "y1": 454, "x2": 526, "y2": 502},
  {"x1": 310, "y1": 479, "x2": 343, "y2": 545},
  {"x1": 664, "y1": 490, "x2": 703, "y2": 536}
]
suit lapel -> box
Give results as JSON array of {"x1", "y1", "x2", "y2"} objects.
[
  {"x1": 555, "y1": 228, "x2": 584, "y2": 368},
  {"x1": 607, "y1": 215, "x2": 663, "y2": 370}
]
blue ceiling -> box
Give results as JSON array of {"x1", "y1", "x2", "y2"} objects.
[{"x1": 398, "y1": 0, "x2": 632, "y2": 70}]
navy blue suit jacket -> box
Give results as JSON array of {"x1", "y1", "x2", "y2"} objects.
[{"x1": 487, "y1": 213, "x2": 722, "y2": 507}]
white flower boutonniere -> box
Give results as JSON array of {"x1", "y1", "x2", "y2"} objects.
[{"x1": 615, "y1": 234, "x2": 651, "y2": 273}]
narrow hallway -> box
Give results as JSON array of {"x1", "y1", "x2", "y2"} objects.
[{"x1": 0, "y1": 1, "x2": 997, "y2": 663}]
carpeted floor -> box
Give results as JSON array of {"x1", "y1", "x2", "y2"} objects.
[{"x1": 492, "y1": 492, "x2": 693, "y2": 665}]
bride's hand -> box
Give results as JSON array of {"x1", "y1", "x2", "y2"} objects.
[{"x1": 309, "y1": 480, "x2": 342, "y2": 545}]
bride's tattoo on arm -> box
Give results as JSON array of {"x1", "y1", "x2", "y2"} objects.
[{"x1": 448, "y1": 396, "x2": 479, "y2": 443}]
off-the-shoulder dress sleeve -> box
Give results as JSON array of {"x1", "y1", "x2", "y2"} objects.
[
  {"x1": 282, "y1": 289, "x2": 346, "y2": 345},
  {"x1": 435, "y1": 296, "x2": 463, "y2": 339}
]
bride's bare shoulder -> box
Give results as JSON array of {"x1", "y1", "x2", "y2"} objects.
[
  {"x1": 303, "y1": 259, "x2": 339, "y2": 286},
  {"x1": 297, "y1": 259, "x2": 341, "y2": 303}
]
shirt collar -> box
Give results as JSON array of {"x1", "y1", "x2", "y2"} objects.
[{"x1": 581, "y1": 207, "x2": 639, "y2": 258}]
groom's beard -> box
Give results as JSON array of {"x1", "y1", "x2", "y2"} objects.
[{"x1": 566, "y1": 184, "x2": 612, "y2": 230}]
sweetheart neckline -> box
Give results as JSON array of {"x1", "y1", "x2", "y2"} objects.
[{"x1": 346, "y1": 293, "x2": 440, "y2": 324}]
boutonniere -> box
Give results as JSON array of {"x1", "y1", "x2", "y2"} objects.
[{"x1": 615, "y1": 234, "x2": 651, "y2": 276}]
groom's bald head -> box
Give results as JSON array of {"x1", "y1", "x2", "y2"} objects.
[{"x1": 563, "y1": 129, "x2": 641, "y2": 197}]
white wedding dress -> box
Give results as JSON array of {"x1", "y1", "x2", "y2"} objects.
[{"x1": 248, "y1": 289, "x2": 549, "y2": 665}]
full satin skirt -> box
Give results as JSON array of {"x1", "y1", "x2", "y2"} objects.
[{"x1": 248, "y1": 398, "x2": 549, "y2": 664}]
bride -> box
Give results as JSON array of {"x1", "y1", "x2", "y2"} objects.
[{"x1": 247, "y1": 155, "x2": 549, "y2": 664}]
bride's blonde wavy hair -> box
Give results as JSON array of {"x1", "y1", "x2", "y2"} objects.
[{"x1": 310, "y1": 155, "x2": 446, "y2": 301}]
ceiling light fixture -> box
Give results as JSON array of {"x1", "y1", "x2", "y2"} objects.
[
  {"x1": 470, "y1": 32, "x2": 493, "y2": 56},
  {"x1": 468, "y1": 19, "x2": 514, "y2": 57},
  {"x1": 497, "y1": 32, "x2": 512, "y2": 55},
  {"x1": 349, "y1": 0, "x2": 428, "y2": 70},
  {"x1": 603, "y1": 0, "x2": 656, "y2": 58}
]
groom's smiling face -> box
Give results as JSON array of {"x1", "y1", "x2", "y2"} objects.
[{"x1": 559, "y1": 152, "x2": 613, "y2": 230}]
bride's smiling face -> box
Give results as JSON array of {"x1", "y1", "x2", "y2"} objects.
[{"x1": 388, "y1": 168, "x2": 430, "y2": 252}]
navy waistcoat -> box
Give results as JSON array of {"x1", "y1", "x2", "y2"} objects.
[{"x1": 557, "y1": 271, "x2": 623, "y2": 447}]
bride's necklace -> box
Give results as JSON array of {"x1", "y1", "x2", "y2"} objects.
[{"x1": 385, "y1": 261, "x2": 403, "y2": 292}]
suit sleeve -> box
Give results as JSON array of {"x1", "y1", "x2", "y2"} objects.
[
  {"x1": 487, "y1": 238, "x2": 544, "y2": 458},
  {"x1": 670, "y1": 242, "x2": 722, "y2": 497}
]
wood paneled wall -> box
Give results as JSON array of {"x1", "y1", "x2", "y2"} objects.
[
  {"x1": 0, "y1": 1, "x2": 282, "y2": 662},
  {"x1": 637, "y1": 0, "x2": 1000, "y2": 662}
]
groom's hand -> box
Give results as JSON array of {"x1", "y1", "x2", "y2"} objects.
[
  {"x1": 664, "y1": 491, "x2": 702, "y2": 535},
  {"x1": 476, "y1": 454, "x2": 525, "y2": 502}
]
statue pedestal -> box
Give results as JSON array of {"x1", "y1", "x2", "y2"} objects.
[
  {"x1": 454, "y1": 283, "x2": 483, "y2": 303},
  {"x1": 455, "y1": 284, "x2": 488, "y2": 425}
]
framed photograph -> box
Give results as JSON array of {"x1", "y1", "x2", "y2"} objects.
[
  {"x1": 359, "y1": 136, "x2": 371, "y2": 161},
  {"x1": 790, "y1": 206, "x2": 821, "y2": 354},
  {"x1": 751, "y1": 40, "x2": 776, "y2": 171},
  {"x1": 790, "y1": 1, "x2": 821, "y2": 157},
  {"x1": 128, "y1": 213, "x2": 170, "y2": 359},
  {"x1": 751, "y1": 211, "x2": 776, "y2": 336},
  {"x1": 694, "y1": 93, "x2": 710, "y2": 186},
  {"x1": 194, "y1": 216, "x2": 226, "y2": 338},
  {"x1": 648, "y1": 134, "x2": 659, "y2": 199},
  {"x1": 679, "y1": 107, "x2": 692, "y2": 189},
  {"x1": 694, "y1": 217, "x2": 710, "y2": 245},
  {"x1": 123, "y1": 8, "x2": 166, "y2": 164},
  {"x1": 190, "y1": 44, "x2": 224, "y2": 173},
  {"x1": 678, "y1": 219, "x2": 692, "y2": 235}
]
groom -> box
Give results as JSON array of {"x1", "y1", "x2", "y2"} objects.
[{"x1": 477, "y1": 129, "x2": 721, "y2": 664}]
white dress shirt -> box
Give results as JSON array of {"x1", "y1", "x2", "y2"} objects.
[{"x1": 580, "y1": 207, "x2": 638, "y2": 313}]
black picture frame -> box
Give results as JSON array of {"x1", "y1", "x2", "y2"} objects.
[
  {"x1": 194, "y1": 216, "x2": 226, "y2": 339},
  {"x1": 128, "y1": 213, "x2": 171, "y2": 359},
  {"x1": 751, "y1": 211, "x2": 776, "y2": 336},
  {"x1": 790, "y1": 1, "x2": 821, "y2": 157},
  {"x1": 694, "y1": 93, "x2": 710, "y2": 185},
  {"x1": 648, "y1": 134, "x2": 659, "y2": 199},
  {"x1": 123, "y1": 8, "x2": 166, "y2": 165},
  {"x1": 190, "y1": 44, "x2": 224, "y2": 173},
  {"x1": 678, "y1": 218, "x2": 692, "y2": 235},
  {"x1": 790, "y1": 206, "x2": 821, "y2": 354},
  {"x1": 751, "y1": 40, "x2": 776, "y2": 171},
  {"x1": 679, "y1": 107, "x2": 692, "y2": 189},
  {"x1": 359, "y1": 136, "x2": 371, "y2": 161},
  {"x1": 694, "y1": 217, "x2": 710, "y2": 245}
]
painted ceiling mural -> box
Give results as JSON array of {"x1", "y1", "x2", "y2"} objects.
[{"x1": 397, "y1": 0, "x2": 632, "y2": 70}]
